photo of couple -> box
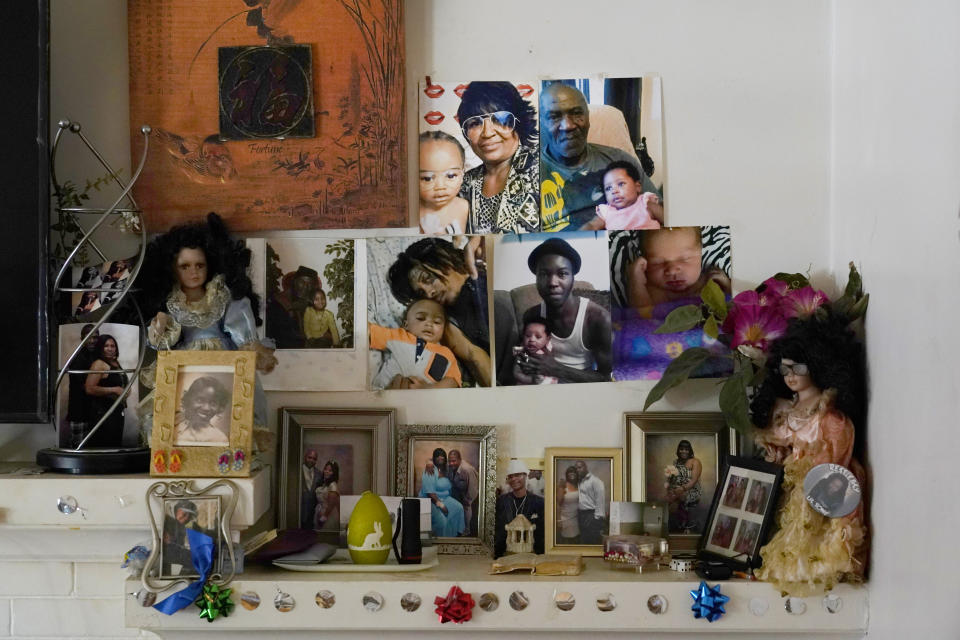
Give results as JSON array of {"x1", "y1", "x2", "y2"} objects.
[{"x1": 411, "y1": 441, "x2": 481, "y2": 539}]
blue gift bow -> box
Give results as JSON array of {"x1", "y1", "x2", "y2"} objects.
[
  {"x1": 153, "y1": 528, "x2": 215, "y2": 615},
  {"x1": 690, "y1": 580, "x2": 729, "y2": 623}
]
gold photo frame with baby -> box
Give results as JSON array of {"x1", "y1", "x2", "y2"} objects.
[{"x1": 150, "y1": 350, "x2": 256, "y2": 477}]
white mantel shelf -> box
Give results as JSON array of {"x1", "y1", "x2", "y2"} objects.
[
  {"x1": 125, "y1": 556, "x2": 867, "y2": 636},
  {"x1": 0, "y1": 463, "x2": 270, "y2": 561}
]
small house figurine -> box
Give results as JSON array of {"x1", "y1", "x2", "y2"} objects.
[{"x1": 505, "y1": 514, "x2": 535, "y2": 554}]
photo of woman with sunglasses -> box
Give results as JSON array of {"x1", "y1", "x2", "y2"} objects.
[{"x1": 454, "y1": 81, "x2": 540, "y2": 234}]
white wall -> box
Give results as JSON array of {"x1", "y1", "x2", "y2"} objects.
[
  {"x1": 830, "y1": 1, "x2": 960, "y2": 637},
  {"x1": 17, "y1": 0, "x2": 957, "y2": 637}
]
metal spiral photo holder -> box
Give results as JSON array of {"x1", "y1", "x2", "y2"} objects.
[{"x1": 37, "y1": 120, "x2": 153, "y2": 474}]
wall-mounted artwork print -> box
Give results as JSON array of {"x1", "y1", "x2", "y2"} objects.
[
  {"x1": 217, "y1": 45, "x2": 314, "y2": 140},
  {"x1": 418, "y1": 79, "x2": 540, "y2": 234},
  {"x1": 366, "y1": 235, "x2": 491, "y2": 390},
  {"x1": 128, "y1": 0, "x2": 406, "y2": 231},
  {"x1": 539, "y1": 76, "x2": 663, "y2": 232},
  {"x1": 608, "y1": 226, "x2": 733, "y2": 381},
  {"x1": 56, "y1": 323, "x2": 140, "y2": 449},
  {"x1": 247, "y1": 238, "x2": 364, "y2": 392},
  {"x1": 492, "y1": 232, "x2": 611, "y2": 386},
  {"x1": 264, "y1": 238, "x2": 354, "y2": 350}
]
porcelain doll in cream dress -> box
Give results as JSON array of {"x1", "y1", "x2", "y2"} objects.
[{"x1": 751, "y1": 321, "x2": 867, "y2": 596}]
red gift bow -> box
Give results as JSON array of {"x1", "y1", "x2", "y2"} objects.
[{"x1": 434, "y1": 586, "x2": 475, "y2": 624}]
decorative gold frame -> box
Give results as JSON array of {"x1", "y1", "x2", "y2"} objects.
[
  {"x1": 141, "y1": 479, "x2": 238, "y2": 593},
  {"x1": 544, "y1": 447, "x2": 624, "y2": 556},
  {"x1": 277, "y1": 407, "x2": 396, "y2": 530},
  {"x1": 624, "y1": 411, "x2": 737, "y2": 550},
  {"x1": 150, "y1": 350, "x2": 256, "y2": 477},
  {"x1": 395, "y1": 424, "x2": 497, "y2": 555}
]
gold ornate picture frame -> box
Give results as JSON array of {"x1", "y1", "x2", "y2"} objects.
[
  {"x1": 150, "y1": 350, "x2": 256, "y2": 477},
  {"x1": 395, "y1": 424, "x2": 497, "y2": 555},
  {"x1": 544, "y1": 447, "x2": 624, "y2": 556}
]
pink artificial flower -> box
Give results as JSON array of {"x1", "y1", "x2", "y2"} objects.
[
  {"x1": 780, "y1": 286, "x2": 829, "y2": 319},
  {"x1": 760, "y1": 277, "x2": 791, "y2": 298},
  {"x1": 729, "y1": 305, "x2": 788, "y2": 351}
]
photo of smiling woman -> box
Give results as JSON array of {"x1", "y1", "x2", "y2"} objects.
[
  {"x1": 419, "y1": 79, "x2": 540, "y2": 234},
  {"x1": 173, "y1": 372, "x2": 233, "y2": 446}
]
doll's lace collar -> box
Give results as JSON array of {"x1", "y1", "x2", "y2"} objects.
[
  {"x1": 166, "y1": 274, "x2": 230, "y2": 328},
  {"x1": 779, "y1": 388, "x2": 837, "y2": 431}
]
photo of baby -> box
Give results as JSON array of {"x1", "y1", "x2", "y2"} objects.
[
  {"x1": 368, "y1": 299, "x2": 462, "y2": 390},
  {"x1": 608, "y1": 226, "x2": 733, "y2": 381},
  {"x1": 418, "y1": 131, "x2": 468, "y2": 235},
  {"x1": 512, "y1": 318, "x2": 558, "y2": 385},
  {"x1": 581, "y1": 161, "x2": 663, "y2": 231},
  {"x1": 366, "y1": 235, "x2": 491, "y2": 390}
]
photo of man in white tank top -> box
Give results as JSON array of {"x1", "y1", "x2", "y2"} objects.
[{"x1": 516, "y1": 237, "x2": 612, "y2": 383}]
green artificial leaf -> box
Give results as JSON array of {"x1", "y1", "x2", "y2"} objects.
[
  {"x1": 700, "y1": 279, "x2": 728, "y2": 321},
  {"x1": 719, "y1": 371, "x2": 752, "y2": 435},
  {"x1": 654, "y1": 304, "x2": 703, "y2": 334},
  {"x1": 704, "y1": 314, "x2": 719, "y2": 339},
  {"x1": 643, "y1": 348, "x2": 712, "y2": 409},
  {"x1": 843, "y1": 262, "x2": 863, "y2": 299},
  {"x1": 832, "y1": 295, "x2": 853, "y2": 317},
  {"x1": 771, "y1": 272, "x2": 810, "y2": 290},
  {"x1": 848, "y1": 293, "x2": 869, "y2": 321}
]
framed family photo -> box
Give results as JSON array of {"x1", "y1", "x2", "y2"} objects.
[
  {"x1": 150, "y1": 351, "x2": 256, "y2": 477},
  {"x1": 277, "y1": 408, "x2": 396, "y2": 531},
  {"x1": 700, "y1": 455, "x2": 783, "y2": 570},
  {"x1": 395, "y1": 424, "x2": 496, "y2": 555},
  {"x1": 625, "y1": 412, "x2": 737, "y2": 550},
  {"x1": 142, "y1": 479, "x2": 238, "y2": 592},
  {"x1": 544, "y1": 447, "x2": 623, "y2": 556}
]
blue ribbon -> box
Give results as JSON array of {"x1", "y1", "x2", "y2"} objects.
[
  {"x1": 690, "y1": 580, "x2": 729, "y2": 623},
  {"x1": 154, "y1": 528, "x2": 215, "y2": 615}
]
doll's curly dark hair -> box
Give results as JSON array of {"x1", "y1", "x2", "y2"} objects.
[
  {"x1": 138, "y1": 212, "x2": 261, "y2": 324},
  {"x1": 750, "y1": 316, "x2": 865, "y2": 431}
]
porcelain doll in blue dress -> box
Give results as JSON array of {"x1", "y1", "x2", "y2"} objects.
[{"x1": 137, "y1": 213, "x2": 277, "y2": 447}]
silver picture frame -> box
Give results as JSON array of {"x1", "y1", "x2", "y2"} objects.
[{"x1": 396, "y1": 424, "x2": 497, "y2": 555}]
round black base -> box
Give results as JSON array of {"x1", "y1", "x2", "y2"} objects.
[{"x1": 36, "y1": 447, "x2": 151, "y2": 475}]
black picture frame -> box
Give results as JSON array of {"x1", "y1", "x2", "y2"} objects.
[
  {"x1": 0, "y1": 0, "x2": 51, "y2": 422},
  {"x1": 697, "y1": 455, "x2": 783, "y2": 571}
]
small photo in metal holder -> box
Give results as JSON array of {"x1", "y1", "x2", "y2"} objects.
[
  {"x1": 141, "y1": 479, "x2": 238, "y2": 593},
  {"x1": 698, "y1": 455, "x2": 783, "y2": 571},
  {"x1": 150, "y1": 350, "x2": 256, "y2": 477}
]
